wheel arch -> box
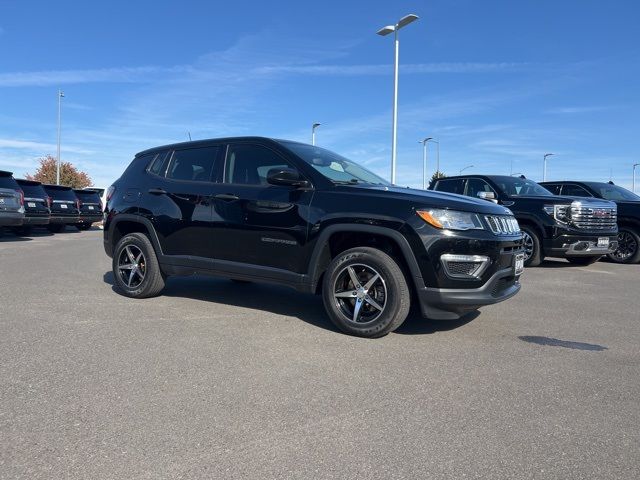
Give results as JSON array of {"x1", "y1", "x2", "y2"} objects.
[{"x1": 108, "y1": 214, "x2": 163, "y2": 257}]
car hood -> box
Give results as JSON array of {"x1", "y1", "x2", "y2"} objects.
[{"x1": 338, "y1": 185, "x2": 515, "y2": 215}]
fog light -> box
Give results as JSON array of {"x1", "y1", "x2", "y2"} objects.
[{"x1": 440, "y1": 254, "x2": 490, "y2": 279}]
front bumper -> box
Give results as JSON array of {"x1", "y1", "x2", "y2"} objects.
[
  {"x1": 544, "y1": 234, "x2": 618, "y2": 257},
  {"x1": 416, "y1": 266, "x2": 521, "y2": 320},
  {"x1": 49, "y1": 215, "x2": 80, "y2": 224},
  {"x1": 0, "y1": 212, "x2": 24, "y2": 227}
]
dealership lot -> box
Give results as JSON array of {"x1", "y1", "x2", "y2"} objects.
[{"x1": 1, "y1": 230, "x2": 639, "y2": 479}]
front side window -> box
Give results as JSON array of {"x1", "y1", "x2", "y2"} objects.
[
  {"x1": 543, "y1": 184, "x2": 562, "y2": 195},
  {"x1": 434, "y1": 178, "x2": 465, "y2": 194},
  {"x1": 466, "y1": 178, "x2": 496, "y2": 198},
  {"x1": 167, "y1": 146, "x2": 219, "y2": 182},
  {"x1": 224, "y1": 144, "x2": 292, "y2": 185}
]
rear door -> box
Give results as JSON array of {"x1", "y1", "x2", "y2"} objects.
[
  {"x1": 147, "y1": 144, "x2": 223, "y2": 259},
  {"x1": 211, "y1": 142, "x2": 313, "y2": 273}
]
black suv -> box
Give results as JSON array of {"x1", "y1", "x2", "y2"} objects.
[
  {"x1": 74, "y1": 189, "x2": 103, "y2": 230},
  {"x1": 0, "y1": 170, "x2": 24, "y2": 230},
  {"x1": 541, "y1": 181, "x2": 640, "y2": 263},
  {"x1": 42, "y1": 184, "x2": 80, "y2": 233},
  {"x1": 14, "y1": 179, "x2": 50, "y2": 235},
  {"x1": 104, "y1": 137, "x2": 524, "y2": 337},
  {"x1": 431, "y1": 175, "x2": 618, "y2": 267}
]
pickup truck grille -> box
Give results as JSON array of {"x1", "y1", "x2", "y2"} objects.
[
  {"x1": 571, "y1": 205, "x2": 617, "y2": 230},
  {"x1": 484, "y1": 215, "x2": 521, "y2": 235}
]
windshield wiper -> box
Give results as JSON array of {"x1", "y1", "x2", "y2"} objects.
[{"x1": 333, "y1": 178, "x2": 361, "y2": 185}]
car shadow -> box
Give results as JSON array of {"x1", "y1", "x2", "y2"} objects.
[
  {"x1": 102, "y1": 272, "x2": 481, "y2": 336},
  {"x1": 0, "y1": 232, "x2": 32, "y2": 242},
  {"x1": 537, "y1": 259, "x2": 571, "y2": 268}
]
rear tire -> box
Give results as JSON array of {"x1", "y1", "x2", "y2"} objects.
[
  {"x1": 607, "y1": 227, "x2": 640, "y2": 264},
  {"x1": 567, "y1": 256, "x2": 601, "y2": 266},
  {"x1": 47, "y1": 224, "x2": 65, "y2": 233},
  {"x1": 76, "y1": 223, "x2": 92, "y2": 231},
  {"x1": 112, "y1": 233, "x2": 165, "y2": 298},
  {"x1": 322, "y1": 247, "x2": 411, "y2": 338},
  {"x1": 521, "y1": 226, "x2": 543, "y2": 267}
]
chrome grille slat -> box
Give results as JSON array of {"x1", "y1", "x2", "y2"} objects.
[
  {"x1": 484, "y1": 215, "x2": 521, "y2": 235},
  {"x1": 570, "y1": 204, "x2": 617, "y2": 230}
]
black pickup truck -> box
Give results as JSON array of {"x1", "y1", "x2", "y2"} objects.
[
  {"x1": 431, "y1": 175, "x2": 618, "y2": 267},
  {"x1": 103, "y1": 137, "x2": 525, "y2": 337},
  {"x1": 541, "y1": 181, "x2": 640, "y2": 263}
]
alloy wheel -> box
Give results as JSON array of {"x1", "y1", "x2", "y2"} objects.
[
  {"x1": 333, "y1": 263, "x2": 387, "y2": 324},
  {"x1": 521, "y1": 231, "x2": 535, "y2": 261},
  {"x1": 117, "y1": 244, "x2": 146, "y2": 288},
  {"x1": 611, "y1": 231, "x2": 638, "y2": 261}
]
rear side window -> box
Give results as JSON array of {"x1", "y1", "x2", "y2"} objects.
[
  {"x1": 543, "y1": 184, "x2": 562, "y2": 195},
  {"x1": 224, "y1": 144, "x2": 291, "y2": 185},
  {"x1": 148, "y1": 151, "x2": 170, "y2": 176},
  {"x1": 561, "y1": 184, "x2": 592, "y2": 197},
  {"x1": 434, "y1": 178, "x2": 465, "y2": 194},
  {"x1": 166, "y1": 146, "x2": 220, "y2": 182}
]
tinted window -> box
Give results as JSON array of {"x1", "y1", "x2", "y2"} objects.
[
  {"x1": 224, "y1": 144, "x2": 291, "y2": 185},
  {"x1": 0, "y1": 174, "x2": 19, "y2": 189},
  {"x1": 494, "y1": 177, "x2": 552, "y2": 196},
  {"x1": 434, "y1": 178, "x2": 465, "y2": 194},
  {"x1": 74, "y1": 191, "x2": 101, "y2": 203},
  {"x1": 44, "y1": 186, "x2": 77, "y2": 201},
  {"x1": 562, "y1": 184, "x2": 592, "y2": 197},
  {"x1": 583, "y1": 182, "x2": 640, "y2": 201},
  {"x1": 17, "y1": 183, "x2": 47, "y2": 199},
  {"x1": 466, "y1": 178, "x2": 496, "y2": 198},
  {"x1": 148, "y1": 151, "x2": 169, "y2": 176},
  {"x1": 167, "y1": 146, "x2": 219, "y2": 182},
  {"x1": 543, "y1": 184, "x2": 562, "y2": 195}
]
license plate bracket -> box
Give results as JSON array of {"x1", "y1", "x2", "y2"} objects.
[
  {"x1": 514, "y1": 253, "x2": 525, "y2": 276},
  {"x1": 597, "y1": 237, "x2": 609, "y2": 248}
]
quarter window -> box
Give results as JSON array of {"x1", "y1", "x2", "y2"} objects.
[
  {"x1": 148, "y1": 151, "x2": 169, "y2": 176},
  {"x1": 224, "y1": 144, "x2": 292, "y2": 185},
  {"x1": 166, "y1": 146, "x2": 219, "y2": 182}
]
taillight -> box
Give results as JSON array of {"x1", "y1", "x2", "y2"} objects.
[
  {"x1": 106, "y1": 185, "x2": 116, "y2": 202},
  {"x1": 15, "y1": 189, "x2": 24, "y2": 206},
  {"x1": 76, "y1": 198, "x2": 82, "y2": 209},
  {"x1": 47, "y1": 196, "x2": 53, "y2": 208}
]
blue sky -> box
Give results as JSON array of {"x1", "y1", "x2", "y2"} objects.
[{"x1": 1, "y1": 0, "x2": 639, "y2": 189}]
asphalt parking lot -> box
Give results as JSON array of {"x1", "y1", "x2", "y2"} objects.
[{"x1": 1, "y1": 228, "x2": 639, "y2": 479}]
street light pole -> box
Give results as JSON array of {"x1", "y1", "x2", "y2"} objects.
[
  {"x1": 419, "y1": 137, "x2": 432, "y2": 189},
  {"x1": 311, "y1": 122, "x2": 321, "y2": 146},
  {"x1": 377, "y1": 13, "x2": 419, "y2": 184},
  {"x1": 459, "y1": 164, "x2": 474, "y2": 175},
  {"x1": 543, "y1": 153, "x2": 554, "y2": 182},
  {"x1": 56, "y1": 89, "x2": 64, "y2": 185},
  {"x1": 633, "y1": 163, "x2": 640, "y2": 193}
]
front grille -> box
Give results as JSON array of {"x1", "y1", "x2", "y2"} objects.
[
  {"x1": 571, "y1": 205, "x2": 617, "y2": 230},
  {"x1": 447, "y1": 261, "x2": 481, "y2": 276},
  {"x1": 440, "y1": 254, "x2": 490, "y2": 280},
  {"x1": 484, "y1": 215, "x2": 520, "y2": 235}
]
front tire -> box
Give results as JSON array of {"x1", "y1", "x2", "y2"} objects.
[
  {"x1": 521, "y1": 226, "x2": 543, "y2": 267},
  {"x1": 76, "y1": 223, "x2": 92, "y2": 231},
  {"x1": 112, "y1": 233, "x2": 165, "y2": 298},
  {"x1": 567, "y1": 256, "x2": 601, "y2": 266},
  {"x1": 607, "y1": 227, "x2": 640, "y2": 264},
  {"x1": 47, "y1": 224, "x2": 65, "y2": 233},
  {"x1": 322, "y1": 247, "x2": 411, "y2": 338},
  {"x1": 12, "y1": 226, "x2": 33, "y2": 236}
]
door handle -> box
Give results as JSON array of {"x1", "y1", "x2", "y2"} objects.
[
  {"x1": 214, "y1": 193, "x2": 240, "y2": 201},
  {"x1": 148, "y1": 188, "x2": 167, "y2": 195}
]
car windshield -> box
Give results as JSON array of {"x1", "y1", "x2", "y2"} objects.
[
  {"x1": 280, "y1": 141, "x2": 390, "y2": 186},
  {"x1": 584, "y1": 182, "x2": 640, "y2": 201},
  {"x1": 494, "y1": 177, "x2": 553, "y2": 196}
]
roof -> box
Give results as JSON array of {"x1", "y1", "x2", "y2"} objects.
[
  {"x1": 15, "y1": 178, "x2": 42, "y2": 186},
  {"x1": 135, "y1": 136, "x2": 287, "y2": 157},
  {"x1": 42, "y1": 183, "x2": 73, "y2": 190},
  {"x1": 0, "y1": 170, "x2": 14, "y2": 177}
]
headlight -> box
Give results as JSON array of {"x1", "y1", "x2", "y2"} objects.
[
  {"x1": 543, "y1": 204, "x2": 570, "y2": 224},
  {"x1": 417, "y1": 209, "x2": 484, "y2": 231}
]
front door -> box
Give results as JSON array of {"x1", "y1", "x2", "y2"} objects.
[{"x1": 211, "y1": 142, "x2": 313, "y2": 273}]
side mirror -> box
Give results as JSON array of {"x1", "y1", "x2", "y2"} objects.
[
  {"x1": 477, "y1": 191, "x2": 498, "y2": 203},
  {"x1": 266, "y1": 168, "x2": 310, "y2": 188}
]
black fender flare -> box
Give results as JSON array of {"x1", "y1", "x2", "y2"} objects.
[
  {"x1": 107, "y1": 214, "x2": 164, "y2": 256},
  {"x1": 305, "y1": 224, "x2": 424, "y2": 291}
]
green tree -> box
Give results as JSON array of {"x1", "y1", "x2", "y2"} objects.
[
  {"x1": 428, "y1": 171, "x2": 446, "y2": 189},
  {"x1": 26, "y1": 155, "x2": 93, "y2": 188}
]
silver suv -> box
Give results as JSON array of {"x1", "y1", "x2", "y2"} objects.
[{"x1": 0, "y1": 170, "x2": 25, "y2": 231}]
